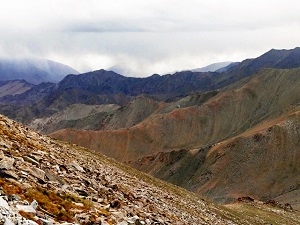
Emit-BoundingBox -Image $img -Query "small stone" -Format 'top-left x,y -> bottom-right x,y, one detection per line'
117,222 -> 128,225
20,182 -> 32,190
3,218 -> 14,225
127,216 -> 139,224
100,220 -> 110,225
37,218 -> 53,225
0,151 -> 4,160
24,220 -> 39,225
0,197 -> 9,210
29,167 -> 45,180
23,156 -> 39,166
110,200 -> 121,209
8,194 -> 21,201
69,162 -> 85,172
16,204 -> 36,214
0,170 -> 19,180
30,200 -> 38,210
97,198 -> 104,203
74,202 -> 84,207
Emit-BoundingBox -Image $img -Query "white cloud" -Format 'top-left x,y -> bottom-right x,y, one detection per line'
0,0 -> 300,76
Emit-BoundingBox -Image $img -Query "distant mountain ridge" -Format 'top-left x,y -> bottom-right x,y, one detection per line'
2,47 -> 300,126
0,58 -> 79,84
191,61 -> 234,72
215,62 -> 240,73
215,47 -> 300,87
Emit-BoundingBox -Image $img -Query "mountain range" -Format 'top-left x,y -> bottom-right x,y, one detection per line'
1,47 -> 300,220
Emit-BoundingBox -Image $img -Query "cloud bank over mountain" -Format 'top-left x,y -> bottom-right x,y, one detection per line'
0,0 -> 300,76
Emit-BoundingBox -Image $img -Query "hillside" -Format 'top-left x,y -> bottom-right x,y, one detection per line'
52,68 -> 300,161
0,80 -> 34,98
29,91 -> 218,134
51,67 -> 300,208
3,115 -> 300,224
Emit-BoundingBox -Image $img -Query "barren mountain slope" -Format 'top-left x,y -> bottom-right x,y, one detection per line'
0,80 -> 34,98
51,68 -> 300,209
2,115 -> 300,224
52,68 -> 300,162
28,90 -> 218,135
31,96 -> 162,134
129,109 -> 300,206
30,103 -> 120,133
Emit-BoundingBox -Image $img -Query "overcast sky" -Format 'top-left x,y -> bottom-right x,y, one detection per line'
1,0 -> 300,76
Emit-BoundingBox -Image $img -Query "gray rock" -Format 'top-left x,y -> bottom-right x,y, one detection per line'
38,218 -> 53,225
127,216 -> 139,224
100,220 -> 110,225
23,156 -> 39,166
117,222 -> 128,225
23,220 -> 39,225
0,197 -> 9,210
4,218 -> 14,225
30,200 -> 38,210
69,162 -> 85,172
8,194 -> 21,201
0,170 -> 19,180
0,151 -> 4,160
29,167 -> 45,180
16,204 -> 36,214
0,157 -> 14,170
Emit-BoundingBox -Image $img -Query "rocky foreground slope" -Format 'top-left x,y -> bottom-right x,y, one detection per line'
0,114 -> 244,224
2,116 -> 300,224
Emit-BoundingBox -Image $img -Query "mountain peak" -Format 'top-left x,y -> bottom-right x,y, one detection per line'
0,58 -> 79,84
191,61 -> 233,72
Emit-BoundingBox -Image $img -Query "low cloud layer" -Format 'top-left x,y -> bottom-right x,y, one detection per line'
1,0 -> 300,76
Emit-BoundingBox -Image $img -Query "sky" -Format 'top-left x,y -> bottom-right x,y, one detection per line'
1,0 -> 300,77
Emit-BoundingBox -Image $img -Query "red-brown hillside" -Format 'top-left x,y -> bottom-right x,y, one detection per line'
52,68 -> 300,161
